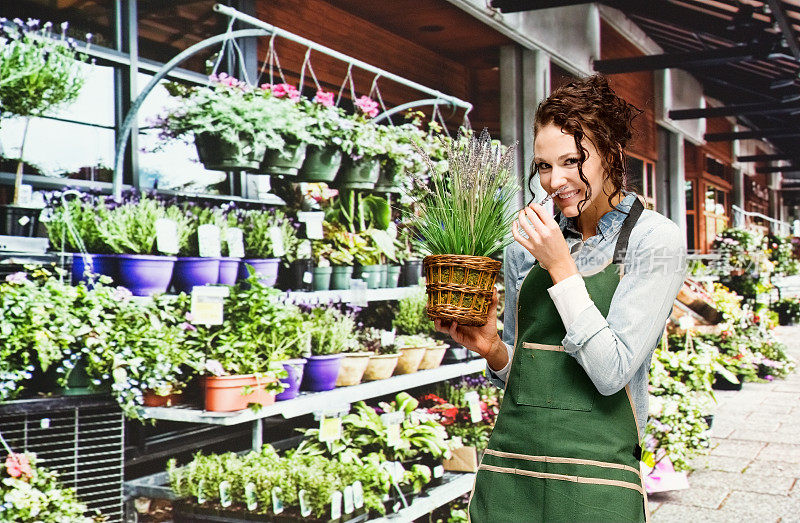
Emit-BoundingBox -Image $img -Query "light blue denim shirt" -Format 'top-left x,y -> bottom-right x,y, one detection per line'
488,193 -> 687,438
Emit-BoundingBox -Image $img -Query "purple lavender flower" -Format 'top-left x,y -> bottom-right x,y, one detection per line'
5,272 -> 28,284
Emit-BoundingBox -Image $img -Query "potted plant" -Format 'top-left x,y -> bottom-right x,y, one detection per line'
238,208 -> 286,286
336,99 -> 387,190
394,335 -> 438,375
375,118 -> 427,193
1,452 -> 93,522
0,19 -> 87,236
156,74 -> 285,172
396,226 -> 423,287
360,328 -> 400,381
276,215 -> 313,291
392,287 -> 436,336
96,194 -> 191,296
322,222 -> 361,290
310,242 -> 334,291
257,83 -> 318,176
297,90 -> 349,182
300,306 -> 357,391
44,192 -> 116,283
335,309 -> 372,387
406,130 -> 518,326
172,205 -> 226,292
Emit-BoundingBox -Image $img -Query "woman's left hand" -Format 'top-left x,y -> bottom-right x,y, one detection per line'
512,203 -> 578,283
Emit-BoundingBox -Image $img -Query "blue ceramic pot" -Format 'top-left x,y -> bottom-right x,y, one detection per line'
117,254 -> 176,296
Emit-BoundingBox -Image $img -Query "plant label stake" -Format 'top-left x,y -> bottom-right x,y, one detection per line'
269,226 -> 286,257
330,491 -> 343,520
245,482 -> 257,511
465,391 -> 482,423
219,480 -> 232,508
155,218 -> 179,255
318,416 -> 343,442
271,486 -> 284,514
191,286 -> 230,326
381,411 -> 403,447
352,481 -> 364,509
198,224 -> 222,258
433,464 -> 445,478
297,211 -> 324,239
196,479 -> 206,504
380,330 -> 396,347
225,227 -> 245,259
299,489 -> 312,517
351,278 -> 368,307
343,485 -> 354,514
16,184 -> 33,206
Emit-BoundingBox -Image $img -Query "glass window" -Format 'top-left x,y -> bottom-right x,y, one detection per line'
685,180 -> 694,211
686,214 -> 695,252
646,162 -> 655,199
626,156 -> 644,194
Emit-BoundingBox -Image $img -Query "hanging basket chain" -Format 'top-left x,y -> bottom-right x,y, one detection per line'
304,51 -> 323,91
210,18 -> 236,78
227,34 -> 252,86
432,103 -> 451,139
335,63 -> 355,107
298,47 -> 323,92
369,74 -> 393,126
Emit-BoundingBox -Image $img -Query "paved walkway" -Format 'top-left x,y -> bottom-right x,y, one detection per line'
651,326 -> 800,522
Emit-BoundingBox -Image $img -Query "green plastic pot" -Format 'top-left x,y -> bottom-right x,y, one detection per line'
337,155 -> 381,189
374,159 -> 403,193
194,132 -> 266,171
298,144 -> 343,182
356,264 -> 383,289
386,265 -> 402,288
379,264 -> 389,288
312,266 -> 333,291
330,265 -> 354,290
260,140 -> 308,176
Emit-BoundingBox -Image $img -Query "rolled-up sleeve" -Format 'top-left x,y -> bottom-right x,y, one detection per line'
486,245 -> 519,388
562,220 -> 687,396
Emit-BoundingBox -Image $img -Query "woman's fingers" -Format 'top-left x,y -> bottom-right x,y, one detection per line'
523,206 -> 546,231
512,220 -> 533,250
528,202 -> 559,230
516,210 -> 539,241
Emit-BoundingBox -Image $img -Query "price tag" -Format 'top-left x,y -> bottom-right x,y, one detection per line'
330,491 -> 342,520
271,486 -> 284,514
465,390 -> 482,423
225,227 -> 245,259
381,330 -> 396,347
433,464 -> 444,479
381,411 -> 403,447
155,218 -> 179,254
351,278 -> 368,307
269,226 -> 286,257
245,482 -> 257,511
302,271 -> 313,284
319,416 -> 343,443
297,211 -> 324,239
352,481 -> 364,509
219,480 -> 232,508
198,224 -> 221,258
299,489 -> 312,517
190,286 -> 229,325
17,184 -> 33,206
343,485 -> 354,514
196,479 -> 206,504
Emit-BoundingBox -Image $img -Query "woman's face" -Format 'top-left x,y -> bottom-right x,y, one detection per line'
533,122 -> 609,218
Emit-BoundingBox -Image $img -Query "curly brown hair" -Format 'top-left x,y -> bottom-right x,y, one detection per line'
532,74 -> 641,215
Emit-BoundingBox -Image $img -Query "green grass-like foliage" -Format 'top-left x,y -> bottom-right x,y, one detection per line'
407,129 -> 518,257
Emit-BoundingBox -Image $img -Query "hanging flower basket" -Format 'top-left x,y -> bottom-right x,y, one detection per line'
373,159 -> 403,193
298,144 -> 344,182
260,140 -> 308,176
194,132 -> 266,172
336,155 -> 381,189
423,255 -> 501,327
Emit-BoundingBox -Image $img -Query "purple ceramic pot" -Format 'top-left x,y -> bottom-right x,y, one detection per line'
93,254 -> 119,282
117,254 -> 177,296
172,257 -> 221,293
276,358 -> 307,401
238,258 -> 280,286
71,253 -> 118,284
300,354 -> 343,392
218,257 -> 241,286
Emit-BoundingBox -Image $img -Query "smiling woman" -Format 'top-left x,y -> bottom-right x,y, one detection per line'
436,75 -> 687,523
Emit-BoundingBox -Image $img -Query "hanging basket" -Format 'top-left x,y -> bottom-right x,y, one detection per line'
423,255 -> 500,327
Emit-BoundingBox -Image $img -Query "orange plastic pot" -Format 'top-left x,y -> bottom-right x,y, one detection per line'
142,390 -> 183,407
203,374 -> 276,412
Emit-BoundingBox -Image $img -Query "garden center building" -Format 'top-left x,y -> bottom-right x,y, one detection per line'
2,1 -> 800,522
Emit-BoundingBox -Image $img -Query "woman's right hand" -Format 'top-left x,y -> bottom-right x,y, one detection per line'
433,288 -> 508,371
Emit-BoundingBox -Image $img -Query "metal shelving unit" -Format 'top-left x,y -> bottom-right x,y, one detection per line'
373,473 -> 474,523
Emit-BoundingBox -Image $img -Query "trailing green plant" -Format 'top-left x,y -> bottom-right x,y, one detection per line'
393,287 -> 435,335
404,129 -> 518,257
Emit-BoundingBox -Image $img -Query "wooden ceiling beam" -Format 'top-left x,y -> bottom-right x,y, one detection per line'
489,0 -> 591,13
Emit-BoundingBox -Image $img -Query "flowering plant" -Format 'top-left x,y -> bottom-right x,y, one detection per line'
764,234 -> 800,276
1,452 -> 92,522
303,305 -> 358,355
43,192 -> 111,254
257,83 -> 318,145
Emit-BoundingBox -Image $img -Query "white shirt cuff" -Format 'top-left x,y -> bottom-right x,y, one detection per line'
488,341 -> 514,381
547,273 -> 594,330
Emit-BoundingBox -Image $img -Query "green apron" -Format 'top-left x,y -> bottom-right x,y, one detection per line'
469,199 -> 649,523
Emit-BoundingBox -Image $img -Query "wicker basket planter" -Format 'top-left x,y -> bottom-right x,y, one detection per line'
423,254 -> 501,327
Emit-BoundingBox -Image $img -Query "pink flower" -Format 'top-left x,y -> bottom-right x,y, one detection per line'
354,96 -> 379,118
313,90 -> 335,107
5,272 -> 27,284
210,73 -> 246,89
5,454 -> 32,480
179,322 -> 197,332
266,83 -> 300,101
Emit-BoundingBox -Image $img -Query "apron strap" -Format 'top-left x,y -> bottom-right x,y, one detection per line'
612,197 -> 645,265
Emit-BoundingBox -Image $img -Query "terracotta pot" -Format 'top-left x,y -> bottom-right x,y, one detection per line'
363,353 -> 400,381
142,390 -> 183,407
335,352 -> 372,387
203,374 -> 276,412
394,346 -> 428,375
418,345 -> 448,370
